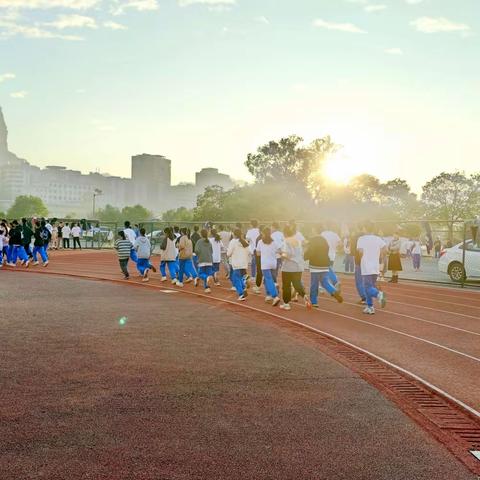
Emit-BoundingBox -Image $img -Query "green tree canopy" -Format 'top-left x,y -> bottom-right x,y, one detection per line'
97,204 -> 123,223
121,204 -> 153,222
162,207 -> 194,223
7,195 -> 48,219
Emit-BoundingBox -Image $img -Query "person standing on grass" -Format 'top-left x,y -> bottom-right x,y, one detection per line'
160,227 -> 178,284
305,224 -> 343,307
227,228 -> 250,301
256,227 -> 281,307
357,222 -> 387,315
387,233 -> 403,283
209,228 -> 222,286
134,228 -> 156,282
32,220 -> 49,267
280,225 -> 311,311
195,229 -> 214,294
115,231 -> 132,280
71,223 -> 82,250
61,223 -> 71,249
246,219 -> 260,279
412,238 -> 422,272
177,228 -> 198,287
123,221 -> 138,263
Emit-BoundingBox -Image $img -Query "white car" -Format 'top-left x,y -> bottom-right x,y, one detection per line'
438,240 -> 480,282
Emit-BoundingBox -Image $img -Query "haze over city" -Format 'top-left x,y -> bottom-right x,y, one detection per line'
1,0 -> 479,191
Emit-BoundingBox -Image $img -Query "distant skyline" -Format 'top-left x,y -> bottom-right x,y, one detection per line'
0,0 -> 479,192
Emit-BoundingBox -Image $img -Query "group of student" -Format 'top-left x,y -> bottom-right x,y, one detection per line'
0,217 -> 52,268
115,219 -> 388,315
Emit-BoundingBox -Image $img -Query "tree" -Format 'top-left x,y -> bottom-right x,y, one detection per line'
422,172 -> 480,241
193,186 -> 228,221
7,195 -> 48,219
97,204 -> 123,223
162,207 -> 194,222
121,204 -> 153,222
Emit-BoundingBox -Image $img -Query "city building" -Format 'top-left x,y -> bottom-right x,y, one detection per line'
0,107 -> 234,217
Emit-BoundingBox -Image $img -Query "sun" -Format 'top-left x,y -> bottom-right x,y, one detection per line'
322,152 -> 364,185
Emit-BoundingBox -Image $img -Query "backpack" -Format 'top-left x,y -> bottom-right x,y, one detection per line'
40,227 -> 51,242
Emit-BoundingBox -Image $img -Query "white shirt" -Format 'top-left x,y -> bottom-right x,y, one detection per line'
412,241 -> 422,255
62,226 -> 71,237
209,238 -> 222,263
321,231 -> 341,261
271,230 -> 285,258
71,226 -> 81,237
246,227 -> 260,254
124,228 -> 136,244
357,234 -> 386,276
294,231 -> 305,245
219,231 -> 232,252
257,240 -> 279,270
227,238 -> 250,270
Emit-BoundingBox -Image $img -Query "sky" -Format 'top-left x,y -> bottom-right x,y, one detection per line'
0,0 -> 479,192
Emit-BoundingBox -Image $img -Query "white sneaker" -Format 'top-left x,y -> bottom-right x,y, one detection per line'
363,306 -> 375,315
185,277 -> 192,284
238,294 -> 247,302
205,288 -> 211,294
43,261 -> 49,267
253,286 -> 261,294
161,277 -> 167,282
378,291 -> 386,308
7,262 -> 15,267
176,282 -> 184,287
272,297 -> 281,307
171,279 -> 177,285
230,286 -> 237,291
142,277 -> 150,283
32,261 -> 39,266
24,261 -> 30,268
280,303 -> 291,311
265,296 -> 273,303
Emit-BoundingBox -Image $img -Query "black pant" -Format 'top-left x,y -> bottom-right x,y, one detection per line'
63,238 -> 70,249
73,237 -> 81,249
255,255 -> 263,287
119,258 -> 129,278
281,271 -> 305,304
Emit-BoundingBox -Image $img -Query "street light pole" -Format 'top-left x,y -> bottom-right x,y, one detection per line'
92,189 -> 102,218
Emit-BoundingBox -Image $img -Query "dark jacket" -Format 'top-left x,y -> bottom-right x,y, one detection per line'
9,225 -> 22,246
33,227 -> 44,247
304,235 -> 330,269
22,224 -> 33,245
194,238 -> 213,264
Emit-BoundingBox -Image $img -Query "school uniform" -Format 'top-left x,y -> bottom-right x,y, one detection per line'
134,236 -> 153,276
257,240 -> 280,299
32,227 -> 49,264
227,238 -> 250,296
160,237 -> 178,279
194,238 -> 214,289
177,235 -> 198,283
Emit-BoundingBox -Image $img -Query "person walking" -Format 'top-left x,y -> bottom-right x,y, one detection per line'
191,225 -> 201,272
71,223 -> 82,250
134,228 -> 155,282
321,223 -> 341,289
209,229 -> 222,286
32,220 -> 49,267
227,228 -> 250,301
256,227 -> 281,306
123,221 -> 138,263
21,218 -> 34,259
357,222 -> 387,315
61,223 -> 71,249
387,233 -> 403,283
218,225 -> 232,278
271,222 -> 285,282
177,228 -> 198,287
305,224 -> 343,307
280,225 -> 311,311
246,219 -> 260,279
194,229 -> 214,293
160,227 -> 178,284
115,231 -> 132,280
7,220 -> 29,267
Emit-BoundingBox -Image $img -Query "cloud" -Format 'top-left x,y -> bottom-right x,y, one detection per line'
411,17 -> 471,34
313,18 -> 366,34
10,90 -> 28,98
384,47 -> 403,55
254,15 -> 269,25
0,18 -> 83,39
178,0 -> 236,7
44,14 -> 97,29
0,0 -> 99,9
364,4 -> 386,12
0,72 -> 15,82
111,0 -> 158,15
103,20 -> 127,29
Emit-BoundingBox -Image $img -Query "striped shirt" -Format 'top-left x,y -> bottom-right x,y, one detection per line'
115,239 -> 132,259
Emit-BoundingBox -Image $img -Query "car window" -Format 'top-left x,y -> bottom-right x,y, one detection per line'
463,241 -> 480,252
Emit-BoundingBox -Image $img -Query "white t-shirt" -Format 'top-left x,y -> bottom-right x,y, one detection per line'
62,226 -> 71,237
257,240 -> 279,270
219,231 -> 232,252
246,227 -> 260,254
124,228 -> 136,244
71,226 -> 81,237
209,238 -> 222,263
412,241 -> 422,255
321,231 -> 341,261
357,234 -> 386,276
271,230 -> 285,258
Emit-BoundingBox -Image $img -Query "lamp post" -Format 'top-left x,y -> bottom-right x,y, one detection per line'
92,189 -> 102,218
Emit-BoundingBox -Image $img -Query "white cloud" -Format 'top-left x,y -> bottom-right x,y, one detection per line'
254,16 -> 269,25
384,47 -> 403,55
45,14 -> 97,29
0,0 -> 98,9
411,17 -> 471,34
313,18 -> 366,34
103,20 -> 127,29
10,90 -> 27,98
178,0 -> 236,7
0,18 -> 83,39
112,0 -> 158,15
364,4 -> 386,12
0,72 -> 15,82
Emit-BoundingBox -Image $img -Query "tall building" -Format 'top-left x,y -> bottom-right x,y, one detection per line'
0,107 -> 234,217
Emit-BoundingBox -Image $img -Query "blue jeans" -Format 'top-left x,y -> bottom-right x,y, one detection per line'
178,258 -> 198,282
363,274 -> 379,307
137,258 -> 153,275
160,260 -> 177,279
262,269 -> 278,298
344,255 -> 354,273
10,245 -> 28,263
355,264 -> 366,301
32,246 -> 48,263
130,248 -> 138,263
232,268 -> 247,295
328,262 -> 338,285
199,265 -> 213,289
310,271 -> 336,305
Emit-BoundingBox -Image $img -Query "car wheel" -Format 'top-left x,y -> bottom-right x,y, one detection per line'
448,262 -> 466,283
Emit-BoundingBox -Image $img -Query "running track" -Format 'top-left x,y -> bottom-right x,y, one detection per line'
5,249 -> 479,416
